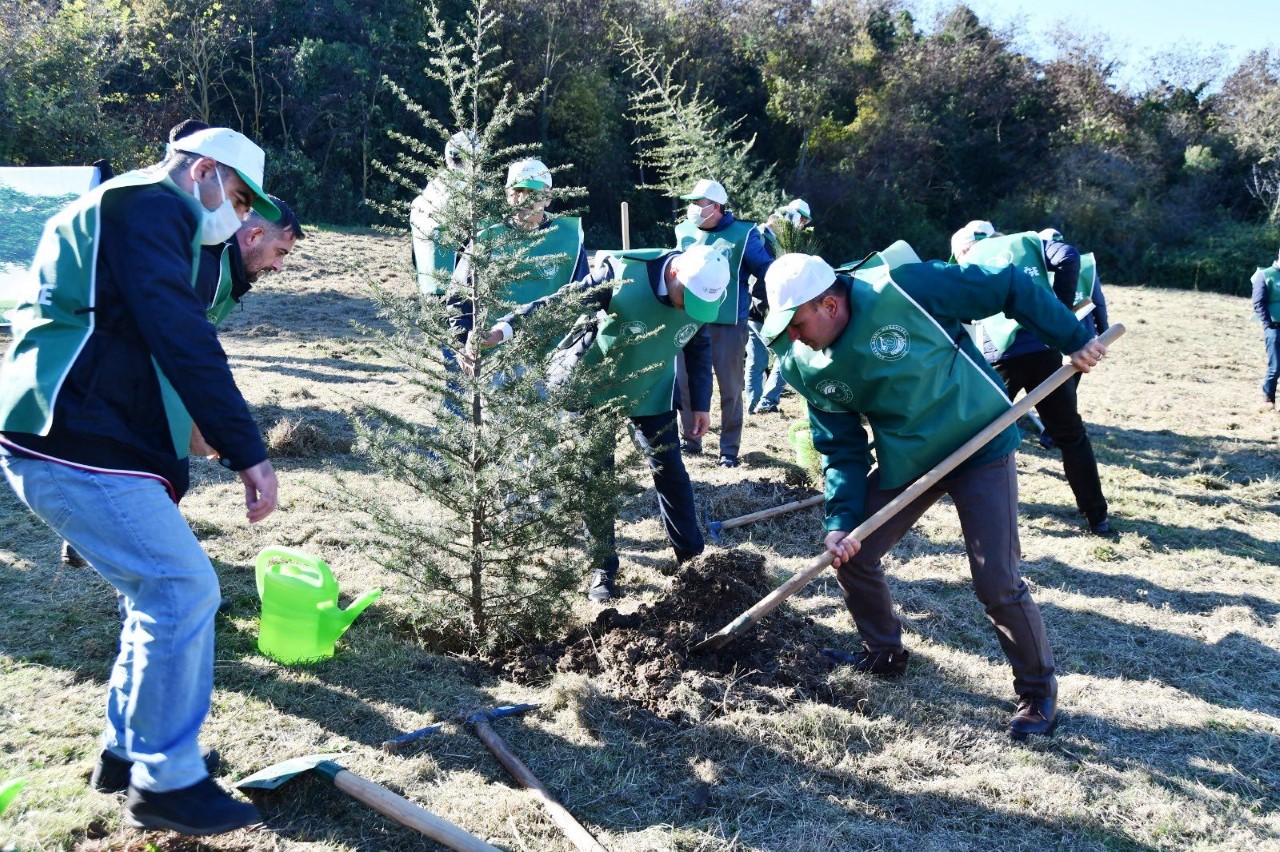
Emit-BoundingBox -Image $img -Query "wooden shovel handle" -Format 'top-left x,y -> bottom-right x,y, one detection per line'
331,768 -> 500,852
696,323 -> 1125,651
719,493 -> 825,531
471,719 -> 607,852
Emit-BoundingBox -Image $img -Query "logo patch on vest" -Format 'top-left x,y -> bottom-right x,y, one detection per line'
622,320 -> 648,335
674,324 -> 698,346
870,325 -> 910,361
817,379 -> 853,404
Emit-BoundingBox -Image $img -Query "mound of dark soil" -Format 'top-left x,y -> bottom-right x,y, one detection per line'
499,549 -> 863,722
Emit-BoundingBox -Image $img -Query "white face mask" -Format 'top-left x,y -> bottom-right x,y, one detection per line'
192,168 -> 244,245
686,203 -> 711,227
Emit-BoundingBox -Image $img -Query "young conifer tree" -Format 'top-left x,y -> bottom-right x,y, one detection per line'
358,0 -> 634,652
617,25 -> 783,222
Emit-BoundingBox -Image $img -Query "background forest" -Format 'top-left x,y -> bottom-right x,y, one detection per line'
2,0 -> 1278,292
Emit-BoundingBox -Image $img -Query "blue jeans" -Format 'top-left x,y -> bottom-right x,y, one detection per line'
1264,326 -> 1280,402
745,319 -> 787,412
1,454 -> 219,792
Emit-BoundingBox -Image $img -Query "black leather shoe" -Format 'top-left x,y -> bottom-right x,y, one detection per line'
61,541 -> 88,568
680,441 -> 702,456
718,455 -> 740,468
92,748 -> 221,794
124,776 -> 259,835
1009,694 -> 1059,740
1088,515 -> 1114,536
587,569 -> 616,602
821,645 -> 909,677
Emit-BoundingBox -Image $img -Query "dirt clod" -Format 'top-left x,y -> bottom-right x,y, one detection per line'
499,549 -> 862,721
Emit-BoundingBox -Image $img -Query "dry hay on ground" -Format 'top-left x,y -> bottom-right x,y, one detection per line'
498,548 -> 863,722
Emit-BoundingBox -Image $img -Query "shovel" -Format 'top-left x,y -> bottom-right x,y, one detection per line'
237,754 -> 499,852
691,323 -> 1124,654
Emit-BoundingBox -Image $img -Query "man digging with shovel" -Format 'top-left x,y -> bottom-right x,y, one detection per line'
759,251 -> 1106,739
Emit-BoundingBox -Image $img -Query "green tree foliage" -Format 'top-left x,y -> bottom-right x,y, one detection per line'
355,0 -> 635,652
1,0 -> 1275,290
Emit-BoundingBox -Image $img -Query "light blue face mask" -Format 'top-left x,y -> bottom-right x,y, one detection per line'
192,167 -> 244,245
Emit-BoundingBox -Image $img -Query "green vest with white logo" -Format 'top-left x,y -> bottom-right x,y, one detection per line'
585,251 -> 702,417
774,250 -> 1012,490
485,216 -> 583,306
674,217 -> 752,325
1078,252 -> 1098,307
962,232 -> 1050,355
0,170 -> 201,456
205,248 -> 238,325
1258,267 -> 1280,323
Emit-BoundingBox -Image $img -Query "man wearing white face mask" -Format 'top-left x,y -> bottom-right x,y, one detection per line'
0,127 -> 280,835
672,178 -> 773,467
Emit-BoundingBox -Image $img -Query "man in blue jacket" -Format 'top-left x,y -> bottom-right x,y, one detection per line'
761,250 -> 1105,740
1251,248 -> 1280,412
672,179 -> 773,467
954,224 -> 1112,535
0,127 -> 279,835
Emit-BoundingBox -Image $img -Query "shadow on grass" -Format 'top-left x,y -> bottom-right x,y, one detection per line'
228,350 -> 402,386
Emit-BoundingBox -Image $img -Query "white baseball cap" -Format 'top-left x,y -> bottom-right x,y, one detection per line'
785,198 -> 812,221
1038,227 -> 1063,243
672,245 -> 730,323
949,219 -> 995,260
506,158 -> 552,191
170,127 -> 279,221
760,253 -> 837,344
445,130 -> 482,167
680,178 -> 728,206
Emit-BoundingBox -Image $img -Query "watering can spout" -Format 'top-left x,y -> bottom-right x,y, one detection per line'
317,589 -> 383,647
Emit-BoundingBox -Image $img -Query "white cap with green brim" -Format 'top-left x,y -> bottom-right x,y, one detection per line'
1038,227 -> 1063,243
679,178 -> 728,205
760,253 -> 837,345
506,158 -> 552,191
786,198 -> 812,221
170,127 -> 280,222
949,219 -> 995,261
673,245 -> 730,323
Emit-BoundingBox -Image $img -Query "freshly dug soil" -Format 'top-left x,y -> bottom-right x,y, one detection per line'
499,549 -> 863,722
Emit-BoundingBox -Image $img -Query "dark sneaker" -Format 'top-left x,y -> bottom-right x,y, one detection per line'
93,748 -> 222,795
1009,694 -> 1058,740
680,441 -> 702,456
821,645 -> 909,677
718,455 -> 739,468
124,776 -> 259,835
754,401 -> 779,414
587,569 -> 616,603
61,541 -> 88,568
1087,515 -> 1114,536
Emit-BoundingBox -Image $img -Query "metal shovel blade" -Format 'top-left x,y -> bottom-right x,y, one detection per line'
236,754 -> 344,790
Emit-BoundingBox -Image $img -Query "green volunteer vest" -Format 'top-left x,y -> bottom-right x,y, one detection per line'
412,177 -> 456,297
0,170 -> 202,457
674,217 -> 753,325
962,231 -> 1051,355
774,247 -> 1012,490
1078,252 -> 1098,308
1258,267 -> 1280,324
485,216 -> 583,306
584,250 -> 702,417
205,248 -> 238,325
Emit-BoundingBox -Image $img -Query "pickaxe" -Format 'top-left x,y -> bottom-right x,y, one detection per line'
691,323 -> 1125,654
707,494 -> 823,544
383,704 -> 607,852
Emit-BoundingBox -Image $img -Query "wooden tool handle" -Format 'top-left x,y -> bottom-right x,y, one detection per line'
471,719 -> 607,852
695,323 -> 1126,651
620,202 -> 630,251
721,494 -> 824,531
332,769 -> 500,852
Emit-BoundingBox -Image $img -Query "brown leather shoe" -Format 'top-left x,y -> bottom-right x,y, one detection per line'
1009,694 -> 1058,740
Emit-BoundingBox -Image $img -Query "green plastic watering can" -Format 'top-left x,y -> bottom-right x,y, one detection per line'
254,547 -> 381,664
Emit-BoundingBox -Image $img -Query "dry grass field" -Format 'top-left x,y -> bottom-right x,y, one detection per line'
2,228 -> 1279,851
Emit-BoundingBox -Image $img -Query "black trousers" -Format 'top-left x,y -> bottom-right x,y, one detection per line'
995,349 -> 1108,524
587,409 -> 704,574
